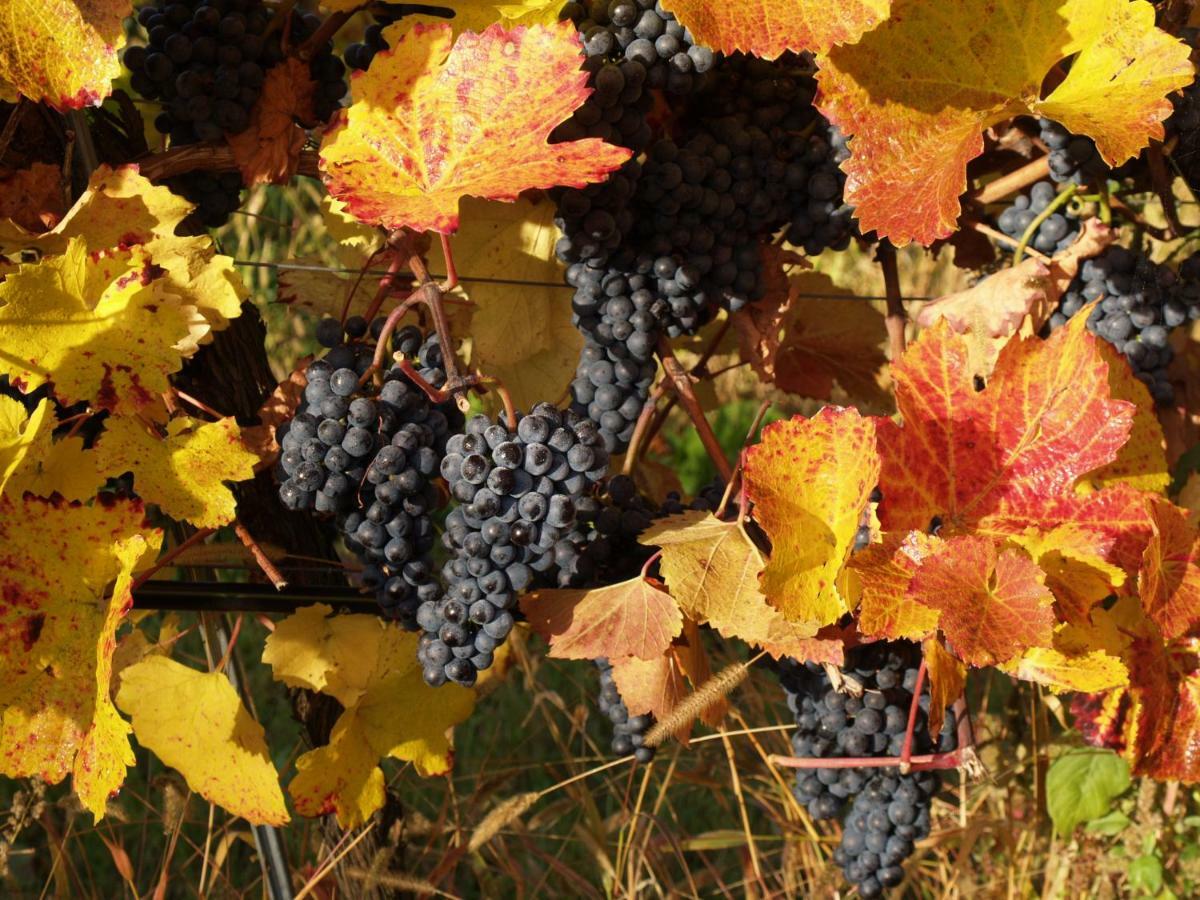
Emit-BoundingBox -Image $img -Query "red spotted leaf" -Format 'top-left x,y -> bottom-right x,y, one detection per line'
908,536 -> 1055,667
744,407 -> 879,626
520,577 -> 683,661
848,530 -> 941,641
319,22 -> 631,233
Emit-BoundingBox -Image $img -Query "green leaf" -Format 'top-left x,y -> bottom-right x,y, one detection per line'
1128,854 -> 1164,895
1085,810 -> 1132,836
1046,747 -> 1131,836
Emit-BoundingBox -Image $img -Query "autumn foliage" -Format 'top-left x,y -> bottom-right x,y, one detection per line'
0,0 -> 1199,894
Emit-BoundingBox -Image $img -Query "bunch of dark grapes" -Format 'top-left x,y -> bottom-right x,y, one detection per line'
419,406 -> 610,687
595,657 -> 656,762
125,0 -> 346,229
1047,246 -> 1199,404
779,644 -> 957,898
552,46 -> 857,452
1038,119 -> 1110,186
276,317 -> 450,628
1167,73 -> 1200,190
994,180 -> 1081,256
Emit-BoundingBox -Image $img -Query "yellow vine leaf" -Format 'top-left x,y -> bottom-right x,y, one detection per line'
90,417 -> 260,530
0,496 -> 160,819
0,240 -> 195,411
923,638 -> 964,740
0,165 -> 246,335
661,0 -> 890,59
1001,641 -> 1128,693
116,657 -> 289,826
817,0 -> 1195,244
743,407 -> 879,627
0,398 -> 95,501
264,605 -> 475,827
1008,524 -> 1126,625
319,22 -> 631,233
642,511 -> 844,663
431,197 -> 582,416
0,0 -> 128,110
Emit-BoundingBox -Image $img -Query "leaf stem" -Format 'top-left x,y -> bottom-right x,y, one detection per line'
656,339 -> 733,484
876,242 -> 906,359
1012,183 -> 1076,265
130,527 -> 217,592
235,522 -> 288,589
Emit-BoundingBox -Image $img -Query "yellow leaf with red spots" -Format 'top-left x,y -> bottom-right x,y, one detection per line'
661,0 -> 889,59
0,0 -> 128,110
0,239 -> 196,412
319,22 -> 631,234
642,511 -> 844,663
847,530 -> 941,642
0,165 -> 247,334
0,496 -> 160,819
817,0 -> 1194,244
744,407 -> 879,627
908,536 -> 1055,667
90,417 -> 259,530
1002,629 -> 1128,693
0,398 -> 96,502
264,605 -> 475,827
116,657 -> 288,826
520,576 -> 683,661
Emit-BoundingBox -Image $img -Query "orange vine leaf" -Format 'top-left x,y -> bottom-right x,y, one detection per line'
319,22 -> 632,233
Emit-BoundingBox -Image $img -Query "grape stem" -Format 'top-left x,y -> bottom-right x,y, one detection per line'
1012,183 -> 1076,265
438,232 -> 459,293
235,522 -> 288,589
1146,143 -> 1185,239
960,217 -> 1052,263
339,245 -> 386,324
138,144 -> 320,181
360,249 -> 410,323
898,658 -> 927,773
473,376 -> 519,431
171,387 -> 225,420
656,339 -> 734,483
973,155 -> 1052,206
130,527 -> 218,592
876,242 -> 907,359
621,380 -> 668,475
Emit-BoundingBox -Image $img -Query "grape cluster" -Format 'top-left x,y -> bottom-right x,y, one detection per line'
1038,119 -> 1109,186
995,180 -> 1081,256
562,0 -> 715,98
779,644 -> 956,897
1167,68 -> 1200,190
1048,246 -> 1200,404
276,317 -> 450,627
420,406 -> 610,686
553,48 -> 856,452
595,657 -> 656,762
126,0 -> 346,229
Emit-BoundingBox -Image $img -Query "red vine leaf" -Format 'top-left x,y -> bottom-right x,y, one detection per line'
319,22 -> 632,233
847,530 -> 940,642
908,536 -> 1056,667
877,315 -> 1144,566
520,577 -> 683,661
